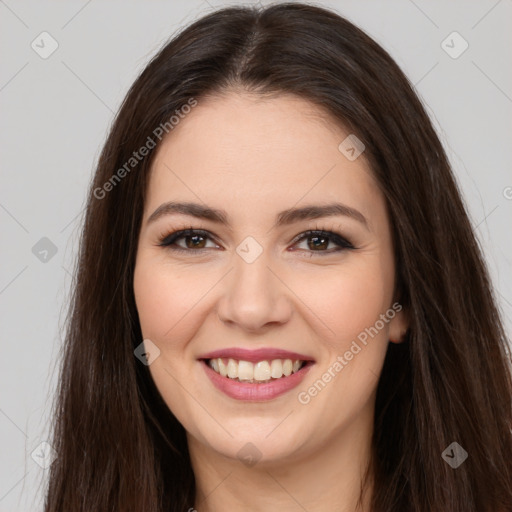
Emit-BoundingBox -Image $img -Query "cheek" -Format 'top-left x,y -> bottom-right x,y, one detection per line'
294,272 -> 392,425
133,256 -> 209,348
299,258 -> 394,349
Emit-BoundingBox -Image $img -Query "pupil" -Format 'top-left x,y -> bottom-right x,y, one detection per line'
187,235 -> 205,248
309,235 -> 327,250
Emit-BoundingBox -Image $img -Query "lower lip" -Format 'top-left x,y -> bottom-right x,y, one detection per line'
201,360 -> 314,401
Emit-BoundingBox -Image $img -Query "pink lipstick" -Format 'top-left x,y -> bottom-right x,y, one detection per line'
198,347 -> 315,401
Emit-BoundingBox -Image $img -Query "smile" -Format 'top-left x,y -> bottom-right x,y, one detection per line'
207,357 -> 306,383
198,348 -> 315,401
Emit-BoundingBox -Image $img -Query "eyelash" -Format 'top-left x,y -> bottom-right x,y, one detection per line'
157,226 -> 355,256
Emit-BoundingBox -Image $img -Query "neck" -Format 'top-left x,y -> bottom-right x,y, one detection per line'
187,401 -> 375,512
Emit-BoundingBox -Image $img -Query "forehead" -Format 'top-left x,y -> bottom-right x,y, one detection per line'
145,92 -> 380,223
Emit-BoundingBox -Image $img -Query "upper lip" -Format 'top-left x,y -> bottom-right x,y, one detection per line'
199,347 -> 315,363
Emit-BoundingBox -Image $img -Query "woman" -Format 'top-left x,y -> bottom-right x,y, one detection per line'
44,3 -> 512,511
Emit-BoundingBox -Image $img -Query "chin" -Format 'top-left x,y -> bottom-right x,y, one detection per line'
188,416 -> 311,467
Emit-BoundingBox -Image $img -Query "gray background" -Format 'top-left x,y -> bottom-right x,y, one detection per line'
1,0 -> 511,509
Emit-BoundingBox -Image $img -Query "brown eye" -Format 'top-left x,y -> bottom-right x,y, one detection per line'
158,228 -> 354,256
292,230 -> 354,254
159,229 -> 219,253
183,234 -> 207,249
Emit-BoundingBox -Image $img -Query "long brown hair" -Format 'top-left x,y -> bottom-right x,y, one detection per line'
44,3 -> 512,511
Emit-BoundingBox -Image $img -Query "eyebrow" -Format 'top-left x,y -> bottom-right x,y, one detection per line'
146,201 -> 369,230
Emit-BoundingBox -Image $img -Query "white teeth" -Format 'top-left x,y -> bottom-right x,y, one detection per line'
238,360 -> 254,381
208,358 -> 305,382
254,361 -> 271,381
270,359 -> 283,378
218,358 -> 228,377
227,359 -> 238,379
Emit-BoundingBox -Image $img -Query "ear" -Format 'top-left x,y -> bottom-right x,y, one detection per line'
388,303 -> 409,344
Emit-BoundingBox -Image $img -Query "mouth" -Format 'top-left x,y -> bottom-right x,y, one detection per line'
202,357 -> 312,383
198,349 -> 315,401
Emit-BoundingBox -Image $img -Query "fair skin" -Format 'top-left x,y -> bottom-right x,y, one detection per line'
133,91 -> 408,512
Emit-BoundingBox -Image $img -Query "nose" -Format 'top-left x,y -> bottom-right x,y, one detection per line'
216,248 -> 293,333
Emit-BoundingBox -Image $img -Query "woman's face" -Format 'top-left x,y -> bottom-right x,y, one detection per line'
133,92 -> 407,465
